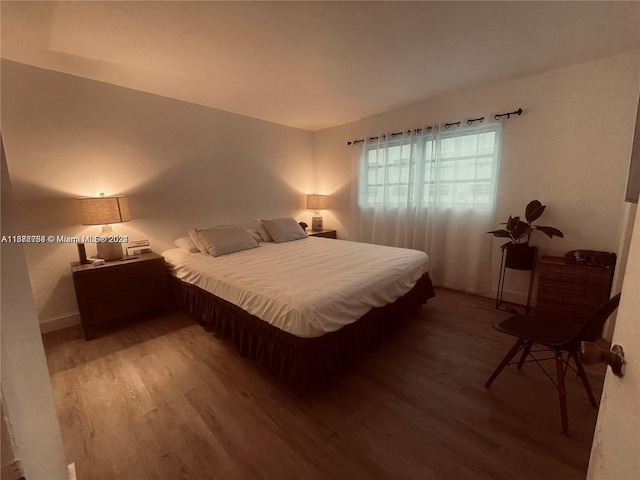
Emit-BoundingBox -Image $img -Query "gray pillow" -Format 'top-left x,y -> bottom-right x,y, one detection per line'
262,217 -> 308,243
196,225 -> 260,256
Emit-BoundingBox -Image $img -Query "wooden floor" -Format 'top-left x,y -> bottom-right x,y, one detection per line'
43,289 -> 605,480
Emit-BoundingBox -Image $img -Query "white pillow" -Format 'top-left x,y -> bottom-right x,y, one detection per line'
188,228 -> 208,254
263,217 -> 308,243
174,236 -> 199,253
253,218 -> 273,242
196,225 -> 260,257
246,228 -> 263,242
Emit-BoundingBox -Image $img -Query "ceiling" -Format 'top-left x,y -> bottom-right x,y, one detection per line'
2,1 -> 639,131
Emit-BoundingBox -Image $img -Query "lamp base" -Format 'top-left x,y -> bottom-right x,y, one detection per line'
311,215 -> 323,231
96,225 -> 123,261
97,242 -> 123,261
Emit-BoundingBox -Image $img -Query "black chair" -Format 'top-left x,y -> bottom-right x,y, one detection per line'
484,293 -> 621,435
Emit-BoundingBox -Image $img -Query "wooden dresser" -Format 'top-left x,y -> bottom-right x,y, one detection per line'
71,252 -> 168,339
535,255 -> 615,324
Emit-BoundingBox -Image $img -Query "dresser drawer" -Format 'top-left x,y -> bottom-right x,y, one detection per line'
72,253 -> 168,339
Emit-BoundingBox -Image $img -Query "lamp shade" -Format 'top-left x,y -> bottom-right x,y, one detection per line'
306,194 -> 327,210
79,196 -> 131,225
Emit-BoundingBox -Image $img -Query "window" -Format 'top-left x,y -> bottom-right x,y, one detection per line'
361,124 -> 501,208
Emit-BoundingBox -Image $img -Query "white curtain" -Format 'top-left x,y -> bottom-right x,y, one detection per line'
353,122 -> 501,294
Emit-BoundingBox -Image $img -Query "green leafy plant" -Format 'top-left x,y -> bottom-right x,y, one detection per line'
488,200 -> 564,250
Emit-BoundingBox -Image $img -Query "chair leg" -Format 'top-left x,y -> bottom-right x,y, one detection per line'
555,351 -> 569,436
517,341 -> 533,370
572,352 -> 598,407
485,338 -> 525,388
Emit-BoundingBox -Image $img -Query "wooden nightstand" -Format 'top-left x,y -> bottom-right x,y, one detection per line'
71,252 -> 168,340
307,229 -> 337,239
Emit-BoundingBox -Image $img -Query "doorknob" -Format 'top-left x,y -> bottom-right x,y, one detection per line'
579,342 -> 625,377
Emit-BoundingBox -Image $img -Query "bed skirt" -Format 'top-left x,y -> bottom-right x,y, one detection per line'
170,273 -> 435,389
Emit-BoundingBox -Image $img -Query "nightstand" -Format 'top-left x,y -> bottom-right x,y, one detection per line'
71,252 -> 169,340
307,229 -> 337,239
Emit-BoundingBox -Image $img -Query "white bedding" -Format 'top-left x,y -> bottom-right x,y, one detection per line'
162,237 -> 429,338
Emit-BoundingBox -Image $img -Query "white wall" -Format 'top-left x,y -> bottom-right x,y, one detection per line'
1,137 -> 68,479
1,60 -> 315,330
314,52 -> 640,301
312,120 -> 361,236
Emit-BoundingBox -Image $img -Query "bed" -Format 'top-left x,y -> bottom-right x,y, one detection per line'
163,226 -> 435,388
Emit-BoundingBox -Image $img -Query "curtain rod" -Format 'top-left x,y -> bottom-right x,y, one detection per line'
346,107 -> 523,145
347,126 -> 434,146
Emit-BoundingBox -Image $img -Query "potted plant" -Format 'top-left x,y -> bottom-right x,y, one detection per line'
488,200 -> 564,270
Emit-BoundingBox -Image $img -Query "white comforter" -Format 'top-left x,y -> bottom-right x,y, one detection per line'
162,237 -> 429,338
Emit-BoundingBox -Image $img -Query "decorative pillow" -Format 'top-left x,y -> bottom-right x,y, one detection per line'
263,217 -> 308,243
196,225 -> 260,257
253,218 -> 274,242
188,228 -> 209,254
174,236 -> 199,253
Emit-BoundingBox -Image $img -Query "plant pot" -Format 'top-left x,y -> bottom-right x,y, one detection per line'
504,244 -> 537,271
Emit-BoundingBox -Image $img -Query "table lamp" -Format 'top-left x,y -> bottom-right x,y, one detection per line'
306,194 -> 327,231
78,194 -> 131,261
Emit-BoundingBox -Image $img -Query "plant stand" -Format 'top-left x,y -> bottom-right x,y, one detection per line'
495,246 -> 538,314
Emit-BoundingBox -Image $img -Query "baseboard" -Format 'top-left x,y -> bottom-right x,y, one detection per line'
487,288 -> 536,310
437,287 -> 534,309
39,314 -> 81,335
